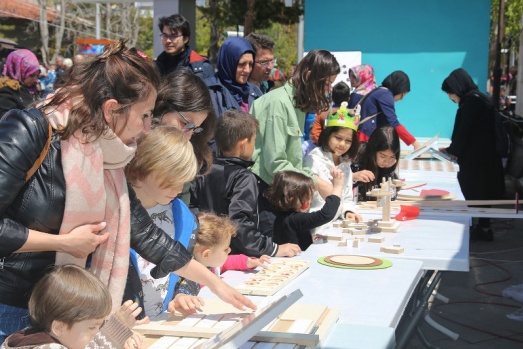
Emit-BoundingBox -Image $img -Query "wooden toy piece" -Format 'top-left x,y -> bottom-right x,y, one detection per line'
368,236 -> 385,243
142,303 -> 339,349
333,222 -> 341,228
141,290 -> 306,349
369,219 -> 401,233
380,245 -> 404,254
349,228 -> 367,236
352,239 -> 359,248
134,300 -> 249,338
340,220 -> 352,228
235,260 -> 309,296
338,239 -> 347,247
347,221 -> 369,229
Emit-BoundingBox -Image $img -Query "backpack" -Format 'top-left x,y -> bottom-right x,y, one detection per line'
474,93 -> 511,158
495,110 -> 511,158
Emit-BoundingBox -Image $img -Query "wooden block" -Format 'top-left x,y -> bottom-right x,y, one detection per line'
370,220 -> 401,233
380,245 -> 404,254
235,260 -> 309,296
146,336 -> 179,349
332,222 -> 341,228
350,229 -> 367,235
252,305 -> 339,347
338,240 -> 347,247
352,239 -> 359,248
367,236 -> 385,243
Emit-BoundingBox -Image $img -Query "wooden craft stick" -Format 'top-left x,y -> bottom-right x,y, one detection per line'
147,336 -> 180,349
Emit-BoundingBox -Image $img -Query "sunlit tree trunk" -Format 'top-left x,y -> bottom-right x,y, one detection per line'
244,0 -> 254,36
106,3 -> 111,40
208,0 -> 219,67
38,0 -> 49,65
52,0 -> 66,63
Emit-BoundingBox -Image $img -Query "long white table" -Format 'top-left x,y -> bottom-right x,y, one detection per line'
318,215 -> 470,272
197,168 -> 470,348
199,254 -> 423,349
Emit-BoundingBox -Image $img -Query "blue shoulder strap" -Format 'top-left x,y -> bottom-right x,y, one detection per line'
163,198 -> 198,311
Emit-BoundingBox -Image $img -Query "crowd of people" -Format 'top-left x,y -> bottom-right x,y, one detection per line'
0,11 -> 508,349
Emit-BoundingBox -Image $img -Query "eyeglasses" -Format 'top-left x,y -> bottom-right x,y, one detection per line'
255,59 -> 275,69
177,111 -> 203,134
160,33 -> 184,41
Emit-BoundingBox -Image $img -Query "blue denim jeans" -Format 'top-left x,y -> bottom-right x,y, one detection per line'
0,303 -> 30,345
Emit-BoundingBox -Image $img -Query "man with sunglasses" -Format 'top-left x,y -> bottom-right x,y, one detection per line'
245,33 -> 275,94
155,14 -> 214,79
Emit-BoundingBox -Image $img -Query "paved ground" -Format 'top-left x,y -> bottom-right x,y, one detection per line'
401,217 -> 523,349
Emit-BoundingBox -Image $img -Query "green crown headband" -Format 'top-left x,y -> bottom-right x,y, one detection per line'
325,102 -> 358,131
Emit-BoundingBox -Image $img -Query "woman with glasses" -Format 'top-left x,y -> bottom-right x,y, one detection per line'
348,70 -> 421,150
152,68 -> 216,201
153,68 -> 216,177
205,37 -> 263,119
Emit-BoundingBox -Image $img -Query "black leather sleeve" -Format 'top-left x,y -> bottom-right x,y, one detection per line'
128,185 -> 192,279
0,109 -> 48,255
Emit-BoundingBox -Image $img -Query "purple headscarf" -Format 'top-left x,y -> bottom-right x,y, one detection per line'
2,49 -> 40,83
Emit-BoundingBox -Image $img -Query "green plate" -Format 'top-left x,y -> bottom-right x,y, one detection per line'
318,256 -> 393,270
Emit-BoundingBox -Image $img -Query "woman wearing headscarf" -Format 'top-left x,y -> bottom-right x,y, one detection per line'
349,64 -> 378,97
0,49 -> 40,117
439,68 -> 505,241
348,70 -> 420,149
205,37 -> 262,118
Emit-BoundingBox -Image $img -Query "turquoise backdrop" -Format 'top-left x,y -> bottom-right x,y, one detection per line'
304,0 -> 491,138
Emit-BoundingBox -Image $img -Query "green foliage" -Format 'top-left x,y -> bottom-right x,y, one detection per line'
195,7 -> 211,56
195,0 -> 301,72
137,15 -> 154,59
198,0 -> 302,31
490,0 -> 522,45
489,0 -> 522,73
258,23 -> 298,77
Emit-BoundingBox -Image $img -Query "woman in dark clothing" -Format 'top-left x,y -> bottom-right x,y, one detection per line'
205,37 -> 262,118
440,68 -> 505,241
348,70 -> 420,150
0,49 -> 40,117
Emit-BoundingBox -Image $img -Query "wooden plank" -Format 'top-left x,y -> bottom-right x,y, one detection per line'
235,260 -> 309,296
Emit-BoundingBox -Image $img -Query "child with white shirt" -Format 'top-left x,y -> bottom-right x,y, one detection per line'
304,102 -> 362,224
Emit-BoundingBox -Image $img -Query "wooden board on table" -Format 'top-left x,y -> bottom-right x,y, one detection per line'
396,192 -> 457,201
253,304 -> 340,347
141,290 -> 304,349
403,134 -> 439,160
235,260 -> 309,296
399,182 -> 427,190
142,303 -> 340,349
134,299 -> 251,338
140,291 -> 340,348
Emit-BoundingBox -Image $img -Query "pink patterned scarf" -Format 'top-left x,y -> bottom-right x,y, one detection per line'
46,101 -> 136,312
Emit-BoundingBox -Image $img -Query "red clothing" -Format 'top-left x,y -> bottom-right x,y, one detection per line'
217,254 -> 254,274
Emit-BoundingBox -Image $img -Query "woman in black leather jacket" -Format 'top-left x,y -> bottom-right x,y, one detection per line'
0,41 -> 254,344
